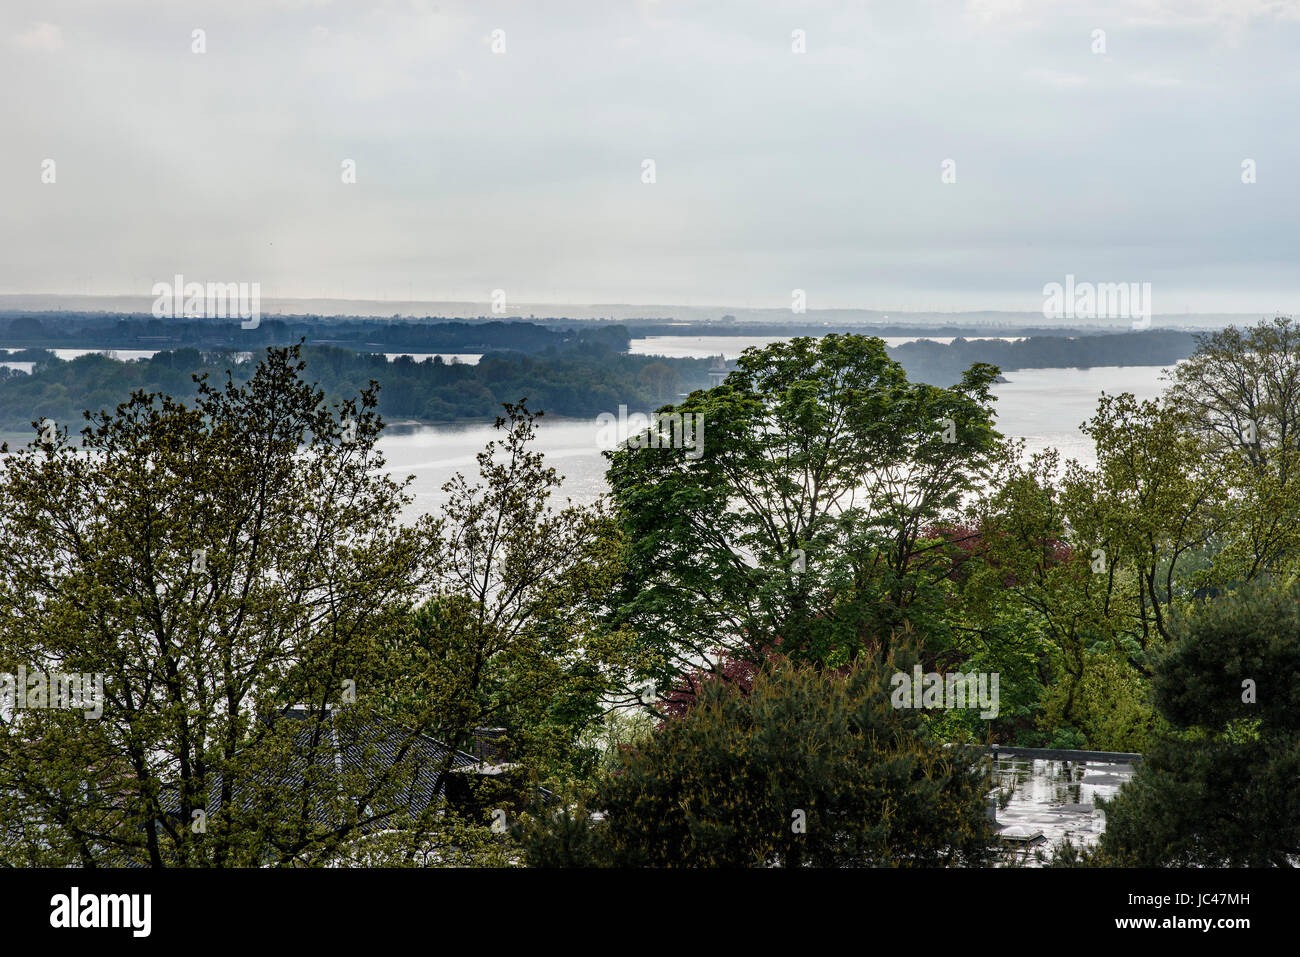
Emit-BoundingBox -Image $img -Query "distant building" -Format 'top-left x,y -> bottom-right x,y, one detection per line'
708,355 -> 728,388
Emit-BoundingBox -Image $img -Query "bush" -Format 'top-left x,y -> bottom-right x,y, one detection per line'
521,653 -> 999,867
1096,582 -> 1300,866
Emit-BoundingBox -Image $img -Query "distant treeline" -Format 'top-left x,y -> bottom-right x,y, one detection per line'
616,321 -> 1136,339
0,345 -> 708,433
0,314 -> 630,354
890,330 -> 1200,384
0,330 -> 1207,435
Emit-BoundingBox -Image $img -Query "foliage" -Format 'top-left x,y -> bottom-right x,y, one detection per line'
1038,650 -> 1162,753
605,333 -> 1003,694
380,401 -> 642,792
1095,581 -> 1300,866
0,346 -> 445,866
0,343 -> 714,432
520,654 -> 1000,867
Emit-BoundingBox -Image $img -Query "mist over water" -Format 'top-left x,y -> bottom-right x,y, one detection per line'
0,337 -> 1175,523
381,338 -> 1174,517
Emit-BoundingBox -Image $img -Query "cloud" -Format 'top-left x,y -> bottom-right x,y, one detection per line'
966,0 -> 1300,27
13,21 -> 62,51
1120,0 -> 1300,26
1025,68 -> 1089,88
1,0 -> 1298,311
965,0 -> 1030,25
1129,70 -> 1182,87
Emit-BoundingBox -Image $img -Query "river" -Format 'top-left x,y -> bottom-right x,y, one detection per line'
2,337 -> 1175,512
379,361 -> 1173,515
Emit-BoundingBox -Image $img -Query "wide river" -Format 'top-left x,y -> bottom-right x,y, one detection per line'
383,339 -> 1172,517
3,337 -> 1174,518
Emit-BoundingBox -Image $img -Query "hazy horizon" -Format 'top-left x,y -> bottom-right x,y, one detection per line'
4,0 -> 1300,315
0,291 -> 1274,329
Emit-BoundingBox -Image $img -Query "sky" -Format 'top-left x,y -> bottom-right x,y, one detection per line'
2,0 -> 1299,314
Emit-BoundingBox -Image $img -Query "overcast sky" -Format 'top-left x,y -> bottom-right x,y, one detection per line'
3,0 -> 1299,313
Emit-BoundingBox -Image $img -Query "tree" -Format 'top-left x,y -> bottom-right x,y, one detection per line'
1165,316 -> 1300,481
1094,582 -> 1300,866
378,401 -> 640,796
955,420 -> 1186,751
636,361 -> 681,404
0,346 -> 459,866
1064,392 -> 1222,650
1164,316 -> 1300,583
605,334 -> 1002,697
520,653 -> 999,867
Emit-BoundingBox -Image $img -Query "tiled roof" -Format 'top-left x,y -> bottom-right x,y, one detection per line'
157,707 -> 485,835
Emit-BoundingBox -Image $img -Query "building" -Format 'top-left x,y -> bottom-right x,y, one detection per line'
707,354 -> 728,388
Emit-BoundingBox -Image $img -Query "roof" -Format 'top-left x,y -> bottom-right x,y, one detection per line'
156,706 -> 487,836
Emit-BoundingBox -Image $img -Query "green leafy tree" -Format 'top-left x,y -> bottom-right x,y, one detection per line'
957,444 -> 1098,743
1165,316 -> 1300,480
1164,316 -> 1300,582
377,401 -> 641,796
605,334 -> 1002,694
1064,392 -> 1221,651
636,361 -> 681,404
1094,582 -> 1300,866
959,434 -> 1170,751
0,346 -> 462,866
521,653 -> 999,867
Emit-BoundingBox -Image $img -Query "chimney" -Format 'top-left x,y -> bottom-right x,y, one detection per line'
470,727 -> 509,763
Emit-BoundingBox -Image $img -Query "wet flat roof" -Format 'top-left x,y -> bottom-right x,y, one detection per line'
992,756 -> 1135,864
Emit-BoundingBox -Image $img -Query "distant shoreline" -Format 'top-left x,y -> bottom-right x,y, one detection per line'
0,293 -> 1262,331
